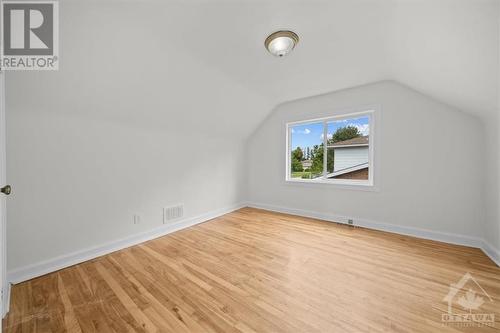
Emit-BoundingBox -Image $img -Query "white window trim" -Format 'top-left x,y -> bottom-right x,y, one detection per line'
285,109 -> 376,189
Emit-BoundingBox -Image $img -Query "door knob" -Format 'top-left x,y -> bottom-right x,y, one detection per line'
1,185 -> 11,195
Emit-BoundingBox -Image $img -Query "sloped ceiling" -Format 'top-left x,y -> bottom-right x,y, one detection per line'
6,0 -> 499,139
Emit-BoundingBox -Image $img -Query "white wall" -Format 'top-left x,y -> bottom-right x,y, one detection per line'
6,109 -> 245,271
482,8 -> 500,259
247,81 -> 485,239
482,9 -> 500,260
483,116 -> 500,260
4,0 -> 499,279
4,1 -> 263,274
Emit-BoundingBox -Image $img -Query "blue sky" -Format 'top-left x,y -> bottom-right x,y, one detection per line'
291,116 -> 369,150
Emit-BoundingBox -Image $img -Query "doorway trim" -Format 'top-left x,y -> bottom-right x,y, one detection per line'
0,71 -> 9,319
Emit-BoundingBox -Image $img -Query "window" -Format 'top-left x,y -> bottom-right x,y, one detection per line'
286,110 -> 374,186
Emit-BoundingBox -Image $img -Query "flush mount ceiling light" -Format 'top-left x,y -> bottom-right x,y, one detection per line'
265,30 -> 299,57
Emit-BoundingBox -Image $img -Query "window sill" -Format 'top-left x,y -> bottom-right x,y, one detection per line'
284,178 -> 379,192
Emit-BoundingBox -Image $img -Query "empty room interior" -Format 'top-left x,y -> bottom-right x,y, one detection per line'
1,0 -> 500,332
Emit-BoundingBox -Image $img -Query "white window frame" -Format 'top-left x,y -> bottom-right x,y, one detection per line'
285,109 -> 375,188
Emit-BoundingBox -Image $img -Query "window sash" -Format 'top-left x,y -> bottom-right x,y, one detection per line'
286,110 -> 374,186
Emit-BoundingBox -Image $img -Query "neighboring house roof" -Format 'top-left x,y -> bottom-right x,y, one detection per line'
326,162 -> 368,178
301,159 -> 312,166
329,136 -> 369,148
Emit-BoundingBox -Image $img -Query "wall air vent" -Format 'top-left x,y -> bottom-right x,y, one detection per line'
163,204 -> 183,223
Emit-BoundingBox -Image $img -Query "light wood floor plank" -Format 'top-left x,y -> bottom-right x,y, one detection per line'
3,207 -> 500,332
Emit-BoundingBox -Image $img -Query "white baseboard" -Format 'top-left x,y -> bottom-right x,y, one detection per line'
481,240 -> 500,267
7,203 -> 246,284
2,282 -> 10,318
7,201 -> 500,286
246,202 -> 500,267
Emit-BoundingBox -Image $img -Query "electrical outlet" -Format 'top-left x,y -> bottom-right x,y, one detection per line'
348,219 -> 354,226
133,214 -> 141,225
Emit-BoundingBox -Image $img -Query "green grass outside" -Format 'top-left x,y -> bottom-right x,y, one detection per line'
291,171 -> 322,179
291,171 -> 311,178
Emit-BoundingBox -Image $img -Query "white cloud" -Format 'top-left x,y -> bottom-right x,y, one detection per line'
349,123 -> 369,136
294,128 -> 311,134
320,133 -> 333,140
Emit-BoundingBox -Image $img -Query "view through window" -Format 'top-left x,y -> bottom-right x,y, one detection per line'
288,111 -> 373,185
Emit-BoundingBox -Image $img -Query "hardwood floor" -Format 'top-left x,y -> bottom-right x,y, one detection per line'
3,207 -> 500,332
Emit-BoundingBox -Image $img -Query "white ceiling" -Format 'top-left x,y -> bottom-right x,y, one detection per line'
171,0 -> 499,115
6,0 -> 499,139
